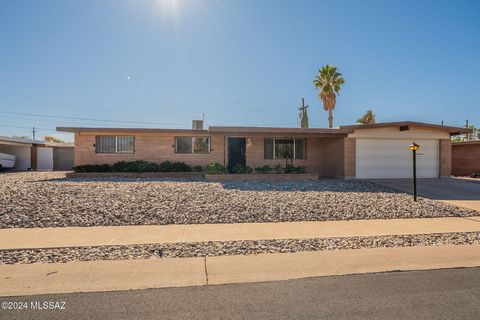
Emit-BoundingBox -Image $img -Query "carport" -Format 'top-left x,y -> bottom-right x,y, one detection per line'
0,137 -> 60,171
0,137 -> 37,171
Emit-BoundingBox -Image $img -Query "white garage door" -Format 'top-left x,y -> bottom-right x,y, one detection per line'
356,139 -> 439,179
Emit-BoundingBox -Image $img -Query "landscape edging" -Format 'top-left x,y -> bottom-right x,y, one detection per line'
65,172 -> 204,178
204,173 -> 319,182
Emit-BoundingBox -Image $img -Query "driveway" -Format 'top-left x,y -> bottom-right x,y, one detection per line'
370,178 -> 480,211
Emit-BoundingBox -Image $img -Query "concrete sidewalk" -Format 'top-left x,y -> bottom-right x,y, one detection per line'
1,244 -> 480,297
1,216 -> 480,250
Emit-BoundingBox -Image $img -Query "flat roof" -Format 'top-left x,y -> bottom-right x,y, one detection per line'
56,127 -> 208,134
208,126 -> 349,135
0,136 -> 45,145
339,121 -> 472,135
57,121 -> 471,136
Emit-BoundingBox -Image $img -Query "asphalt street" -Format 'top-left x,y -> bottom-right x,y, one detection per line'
1,267 -> 480,320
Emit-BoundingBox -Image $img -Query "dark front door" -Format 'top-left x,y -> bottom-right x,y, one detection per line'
228,137 -> 246,172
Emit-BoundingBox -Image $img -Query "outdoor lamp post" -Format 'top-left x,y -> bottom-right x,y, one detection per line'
408,142 -> 420,201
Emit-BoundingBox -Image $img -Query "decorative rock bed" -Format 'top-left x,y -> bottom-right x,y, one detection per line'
204,173 -> 319,182
1,232 -> 479,264
0,172 -> 478,228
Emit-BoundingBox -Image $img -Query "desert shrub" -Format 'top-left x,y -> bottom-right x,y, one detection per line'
284,164 -> 307,174
75,161 -> 193,173
274,164 -> 282,174
193,166 -> 203,172
158,161 -> 174,172
254,165 -> 273,174
112,161 -> 158,172
206,162 -> 227,174
111,161 -> 129,172
231,164 -> 253,174
172,161 -> 192,172
74,164 -> 112,172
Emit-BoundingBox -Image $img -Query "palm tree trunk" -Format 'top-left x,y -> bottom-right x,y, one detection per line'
328,109 -> 333,128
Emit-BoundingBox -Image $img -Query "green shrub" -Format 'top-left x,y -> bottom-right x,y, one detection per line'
193,166 -> 203,172
74,164 -> 112,172
284,164 -> 307,174
172,161 -> 192,172
206,162 -> 227,174
112,160 -> 159,172
254,165 -> 273,174
231,164 -> 252,174
158,161 -> 174,172
274,164 -> 282,174
76,160 -> 193,173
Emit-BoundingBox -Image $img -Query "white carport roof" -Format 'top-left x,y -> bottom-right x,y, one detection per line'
0,137 -> 45,147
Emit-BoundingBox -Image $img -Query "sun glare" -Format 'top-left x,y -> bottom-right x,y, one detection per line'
153,0 -> 181,19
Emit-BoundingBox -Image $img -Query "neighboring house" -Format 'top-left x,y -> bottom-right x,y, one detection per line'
57,121 -> 470,179
452,141 -> 480,176
0,137 -> 74,171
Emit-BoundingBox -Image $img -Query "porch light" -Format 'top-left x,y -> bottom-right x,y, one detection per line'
408,143 -> 420,152
408,142 -> 420,202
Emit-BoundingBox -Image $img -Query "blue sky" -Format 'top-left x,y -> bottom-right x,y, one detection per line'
0,0 -> 479,141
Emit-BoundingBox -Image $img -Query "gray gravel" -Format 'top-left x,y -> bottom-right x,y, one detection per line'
0,172 -> 478,228
2,232 -> 480,264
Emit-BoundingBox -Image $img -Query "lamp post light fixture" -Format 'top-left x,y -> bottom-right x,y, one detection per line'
408,142 -> 420,201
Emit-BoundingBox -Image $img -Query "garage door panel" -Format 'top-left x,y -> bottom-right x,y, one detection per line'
356,139 -> 439,179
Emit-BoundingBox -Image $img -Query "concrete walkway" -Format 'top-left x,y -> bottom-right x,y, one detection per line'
1,216 -> 480,250
370,178 -> 480,211
1,244 -> 480,297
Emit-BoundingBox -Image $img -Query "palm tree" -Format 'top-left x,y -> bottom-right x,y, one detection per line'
357,110 -> 376,125
313,65 -> 345,128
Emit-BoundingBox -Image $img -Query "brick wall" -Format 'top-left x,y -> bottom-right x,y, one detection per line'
74,132 -> 348,176
439,139 -> 452,177
74,132 -> 223,167
452,141 -> 480,176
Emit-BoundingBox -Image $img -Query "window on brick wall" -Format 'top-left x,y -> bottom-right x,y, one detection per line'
95,136 -> 135,154
264,138 -> 306,159
175,137 -> 210,154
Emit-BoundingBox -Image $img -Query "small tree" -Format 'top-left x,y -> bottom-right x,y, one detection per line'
357,110 -> 376,125
44,136 -> 65,143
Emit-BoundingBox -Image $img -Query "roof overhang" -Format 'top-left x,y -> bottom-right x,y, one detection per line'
56,127 -> 208,135
208,126 -> 349,136
339,121 -> 472,136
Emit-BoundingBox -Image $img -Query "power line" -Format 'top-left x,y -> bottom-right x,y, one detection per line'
0,93 -> 298,107
0,124 -> 58,132
0,110 -> 186,126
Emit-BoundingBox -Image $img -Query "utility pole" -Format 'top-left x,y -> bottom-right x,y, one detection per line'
299,98 -> 309,128
466,119 -> 472,141
32,127 -> 36,140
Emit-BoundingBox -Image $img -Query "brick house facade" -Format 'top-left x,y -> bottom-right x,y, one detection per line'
58,122 -> 470,179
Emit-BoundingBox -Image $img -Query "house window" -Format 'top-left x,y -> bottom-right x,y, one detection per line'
95,136 -> 135,154
175,137 -> 210,154
264,138 -> 306,159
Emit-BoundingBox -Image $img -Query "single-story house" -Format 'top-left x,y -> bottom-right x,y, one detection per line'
0,137 -> 74,171
57,121 -> 470,179
452,140 -> 480,176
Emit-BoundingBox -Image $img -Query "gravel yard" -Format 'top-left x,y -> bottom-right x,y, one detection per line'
2,232 -> 480,264
1,172 -> 478,228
